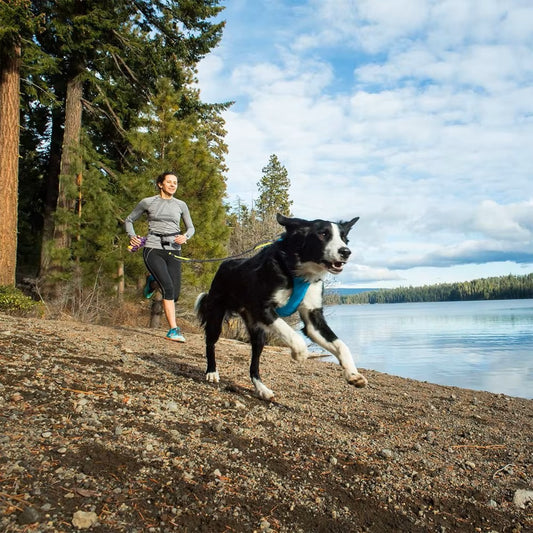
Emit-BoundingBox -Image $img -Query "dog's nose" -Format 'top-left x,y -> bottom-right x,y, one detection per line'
339,247 -> 351,260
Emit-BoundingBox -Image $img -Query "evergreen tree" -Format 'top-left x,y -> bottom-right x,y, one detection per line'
123,77 -> 230,291
255,154 -> 292,222
16,0 -> 226,295
0,0 -> 39,285
226,154 -> 293,258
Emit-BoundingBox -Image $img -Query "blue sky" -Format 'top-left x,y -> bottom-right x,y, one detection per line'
197,0 -> 533,288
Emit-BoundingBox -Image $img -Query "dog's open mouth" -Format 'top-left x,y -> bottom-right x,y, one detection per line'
324,261 -> 346,274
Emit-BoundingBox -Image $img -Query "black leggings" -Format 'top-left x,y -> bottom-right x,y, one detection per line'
143,247 -> 182,302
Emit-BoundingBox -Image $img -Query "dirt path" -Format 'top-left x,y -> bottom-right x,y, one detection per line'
1,313 -> 531,532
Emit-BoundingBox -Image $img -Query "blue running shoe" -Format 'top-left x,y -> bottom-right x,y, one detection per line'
166,327 -> 186,342
143,274 -> 156,299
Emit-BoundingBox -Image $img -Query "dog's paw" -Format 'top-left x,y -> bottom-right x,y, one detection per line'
290,349 -> 308,362
252,378 -> 275,401
206,371 -> 220,383
346,372 -> 368,388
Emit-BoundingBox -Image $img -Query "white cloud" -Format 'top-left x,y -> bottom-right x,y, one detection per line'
196,0 -> 533,287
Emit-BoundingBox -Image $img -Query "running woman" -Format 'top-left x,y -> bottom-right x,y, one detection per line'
125,171 -> 195,342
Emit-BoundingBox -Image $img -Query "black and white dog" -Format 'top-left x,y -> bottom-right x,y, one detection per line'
195,214 -> 368,400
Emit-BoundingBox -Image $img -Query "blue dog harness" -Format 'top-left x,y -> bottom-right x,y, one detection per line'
276,277 -> 310,317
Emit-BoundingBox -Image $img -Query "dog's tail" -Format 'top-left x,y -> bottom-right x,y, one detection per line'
194,292 -> 209,326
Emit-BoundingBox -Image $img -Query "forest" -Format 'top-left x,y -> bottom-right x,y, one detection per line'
0,1 -> 295,319
1,1 -> 229,293
327,273 -> 533,305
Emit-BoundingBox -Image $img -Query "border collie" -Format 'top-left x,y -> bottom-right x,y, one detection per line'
195,214 -> 368,400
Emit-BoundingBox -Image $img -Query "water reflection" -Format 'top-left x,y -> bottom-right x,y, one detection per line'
315,299 -> 533,399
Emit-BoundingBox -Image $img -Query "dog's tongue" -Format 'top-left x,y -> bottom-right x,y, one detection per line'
331,261 -> 345,272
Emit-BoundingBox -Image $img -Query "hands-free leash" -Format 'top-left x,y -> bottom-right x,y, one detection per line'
129,234 -> 282,263
165,237 -> 280,263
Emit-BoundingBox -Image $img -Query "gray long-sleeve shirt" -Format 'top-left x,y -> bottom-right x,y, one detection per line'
124,195 -> 195,250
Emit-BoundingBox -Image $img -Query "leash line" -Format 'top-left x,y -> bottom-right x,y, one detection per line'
164,236 -> 281,264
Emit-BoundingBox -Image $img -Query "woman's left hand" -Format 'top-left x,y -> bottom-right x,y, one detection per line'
174,235 -> 187,245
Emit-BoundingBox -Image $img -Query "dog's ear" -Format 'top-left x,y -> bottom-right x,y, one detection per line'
340,217 -> 360,235
276,214 -> 311,232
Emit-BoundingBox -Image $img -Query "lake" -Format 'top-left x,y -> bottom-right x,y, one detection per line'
312,299 -> 533,399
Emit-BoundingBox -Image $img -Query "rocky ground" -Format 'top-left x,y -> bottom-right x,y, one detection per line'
0,311 -> 532,532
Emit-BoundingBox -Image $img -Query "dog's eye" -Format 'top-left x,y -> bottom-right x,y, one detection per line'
318,229 -> 330,240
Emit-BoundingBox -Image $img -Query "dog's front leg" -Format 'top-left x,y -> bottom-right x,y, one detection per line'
300,308 -> 367,388
269,318 -> 308,362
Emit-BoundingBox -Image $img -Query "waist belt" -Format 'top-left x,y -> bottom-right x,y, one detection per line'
149,231 -> 181,248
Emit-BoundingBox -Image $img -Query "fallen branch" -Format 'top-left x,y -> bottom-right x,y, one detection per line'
60,387 -> 107,397
450,444 -> 505,450
492,463 -> 515,479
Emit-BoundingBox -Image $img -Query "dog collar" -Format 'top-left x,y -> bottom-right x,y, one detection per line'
276,277 -> 310,317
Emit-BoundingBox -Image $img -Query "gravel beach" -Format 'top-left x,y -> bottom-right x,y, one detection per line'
1,312 -> 531,532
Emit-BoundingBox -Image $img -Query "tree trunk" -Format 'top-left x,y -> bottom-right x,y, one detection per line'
39,105 -> 63,275
0,41 -> 21,286
39,70 -> 83,294
55,73 -> 83,250
116,261 -> 124,300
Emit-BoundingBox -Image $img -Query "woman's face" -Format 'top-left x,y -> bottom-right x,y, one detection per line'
159,174 -> 178,198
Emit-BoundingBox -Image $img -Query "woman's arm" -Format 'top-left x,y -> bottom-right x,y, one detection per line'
180,202 -> 195,240
124,200 -> 147,237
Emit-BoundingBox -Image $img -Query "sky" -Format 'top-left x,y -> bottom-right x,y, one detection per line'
196,0 -> 533,288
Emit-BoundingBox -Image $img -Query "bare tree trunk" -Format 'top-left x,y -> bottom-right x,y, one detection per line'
39,104 -> 63,274
0,41 -> 21,286
116,261 -> 124,300
39,70 -> 83,295
55,73 -> 83,250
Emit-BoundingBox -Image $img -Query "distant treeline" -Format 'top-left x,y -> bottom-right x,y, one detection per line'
328,273 -> 533,305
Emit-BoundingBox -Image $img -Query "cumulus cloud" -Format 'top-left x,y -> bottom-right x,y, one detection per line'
197,0 -> 533,286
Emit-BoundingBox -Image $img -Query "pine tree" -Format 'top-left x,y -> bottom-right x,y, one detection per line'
255,154 -> 292,222
0,0 -> 40,285
123,77 -> 230,291
227,154 -> 293,257
16,0 -> 226,294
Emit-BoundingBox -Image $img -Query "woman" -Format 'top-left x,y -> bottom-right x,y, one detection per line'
125,172 -> 195,342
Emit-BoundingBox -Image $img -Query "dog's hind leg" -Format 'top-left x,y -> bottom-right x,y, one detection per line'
247,324 -> 275,400
204,306 -> 225,383
300,308 -> 367,388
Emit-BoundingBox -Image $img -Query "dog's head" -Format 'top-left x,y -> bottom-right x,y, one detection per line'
277,213 -> 359,277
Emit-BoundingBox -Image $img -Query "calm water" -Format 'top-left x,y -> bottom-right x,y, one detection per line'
314,299 -> 533,399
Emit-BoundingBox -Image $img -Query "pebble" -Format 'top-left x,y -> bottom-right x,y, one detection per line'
18,506 -> 40,525
425,431 -> 436,444
72,510 -> 98,529
166,401 -> 179,412
260,518 -> 271,531
513,489 -> 533,509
